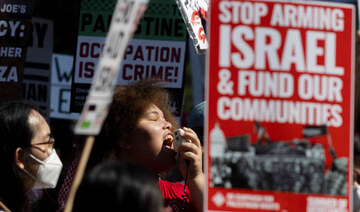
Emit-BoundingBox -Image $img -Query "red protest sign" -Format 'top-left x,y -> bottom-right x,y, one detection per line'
206,1 -> 355,211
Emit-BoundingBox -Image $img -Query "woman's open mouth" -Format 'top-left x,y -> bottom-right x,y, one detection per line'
163,134 -> 174,149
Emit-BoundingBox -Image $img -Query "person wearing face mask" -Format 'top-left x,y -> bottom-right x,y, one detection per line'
0,102 -> 63,212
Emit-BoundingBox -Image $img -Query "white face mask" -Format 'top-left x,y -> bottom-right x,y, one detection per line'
23,151 -> 63,189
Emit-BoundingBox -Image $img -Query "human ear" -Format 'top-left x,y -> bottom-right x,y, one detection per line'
15,147 -> 26,169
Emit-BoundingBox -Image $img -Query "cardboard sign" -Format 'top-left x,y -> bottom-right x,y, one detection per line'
206,1 -> 355,211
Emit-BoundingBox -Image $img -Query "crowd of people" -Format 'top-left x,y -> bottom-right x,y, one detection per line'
0,80 -> 204,212
1,36 -> 360,210
1,68 -> 360,212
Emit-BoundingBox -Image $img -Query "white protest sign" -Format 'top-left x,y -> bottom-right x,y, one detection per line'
50,54 -> 80,120
176,0 -> 208,54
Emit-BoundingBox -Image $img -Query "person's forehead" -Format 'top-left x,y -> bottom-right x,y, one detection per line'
28,109 -> 42,126
146,104 -> 163,115
28,110 -> 51,142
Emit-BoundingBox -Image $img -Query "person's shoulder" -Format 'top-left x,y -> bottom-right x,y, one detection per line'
159,180 -> 190,199
159,179 -> 184,189
159,180 -> 193,210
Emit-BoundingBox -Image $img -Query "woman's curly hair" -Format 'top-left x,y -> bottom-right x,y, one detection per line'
88,80 -> 179,169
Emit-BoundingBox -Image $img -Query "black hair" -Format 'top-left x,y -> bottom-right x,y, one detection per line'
73,160 -> 164,212
0,101 -> 39,212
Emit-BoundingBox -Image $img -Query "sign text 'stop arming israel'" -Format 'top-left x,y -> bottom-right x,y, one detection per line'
74,0 -> 148,135
206,1 -> 354,212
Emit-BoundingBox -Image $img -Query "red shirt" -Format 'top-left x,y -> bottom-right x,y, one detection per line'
159,180 -> 196,212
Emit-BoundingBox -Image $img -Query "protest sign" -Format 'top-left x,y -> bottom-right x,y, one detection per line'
206,1 -> 355,211
0,0 -> 34,100
65,0 -> 149,211
70,0 -> 187,119
23,17 -> 53,120
50,54 -> 80,120
74,0 -> 149,135
175,0 -> 208,54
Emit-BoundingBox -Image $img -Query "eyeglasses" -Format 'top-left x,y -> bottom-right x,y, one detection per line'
30,137 -> 55,154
